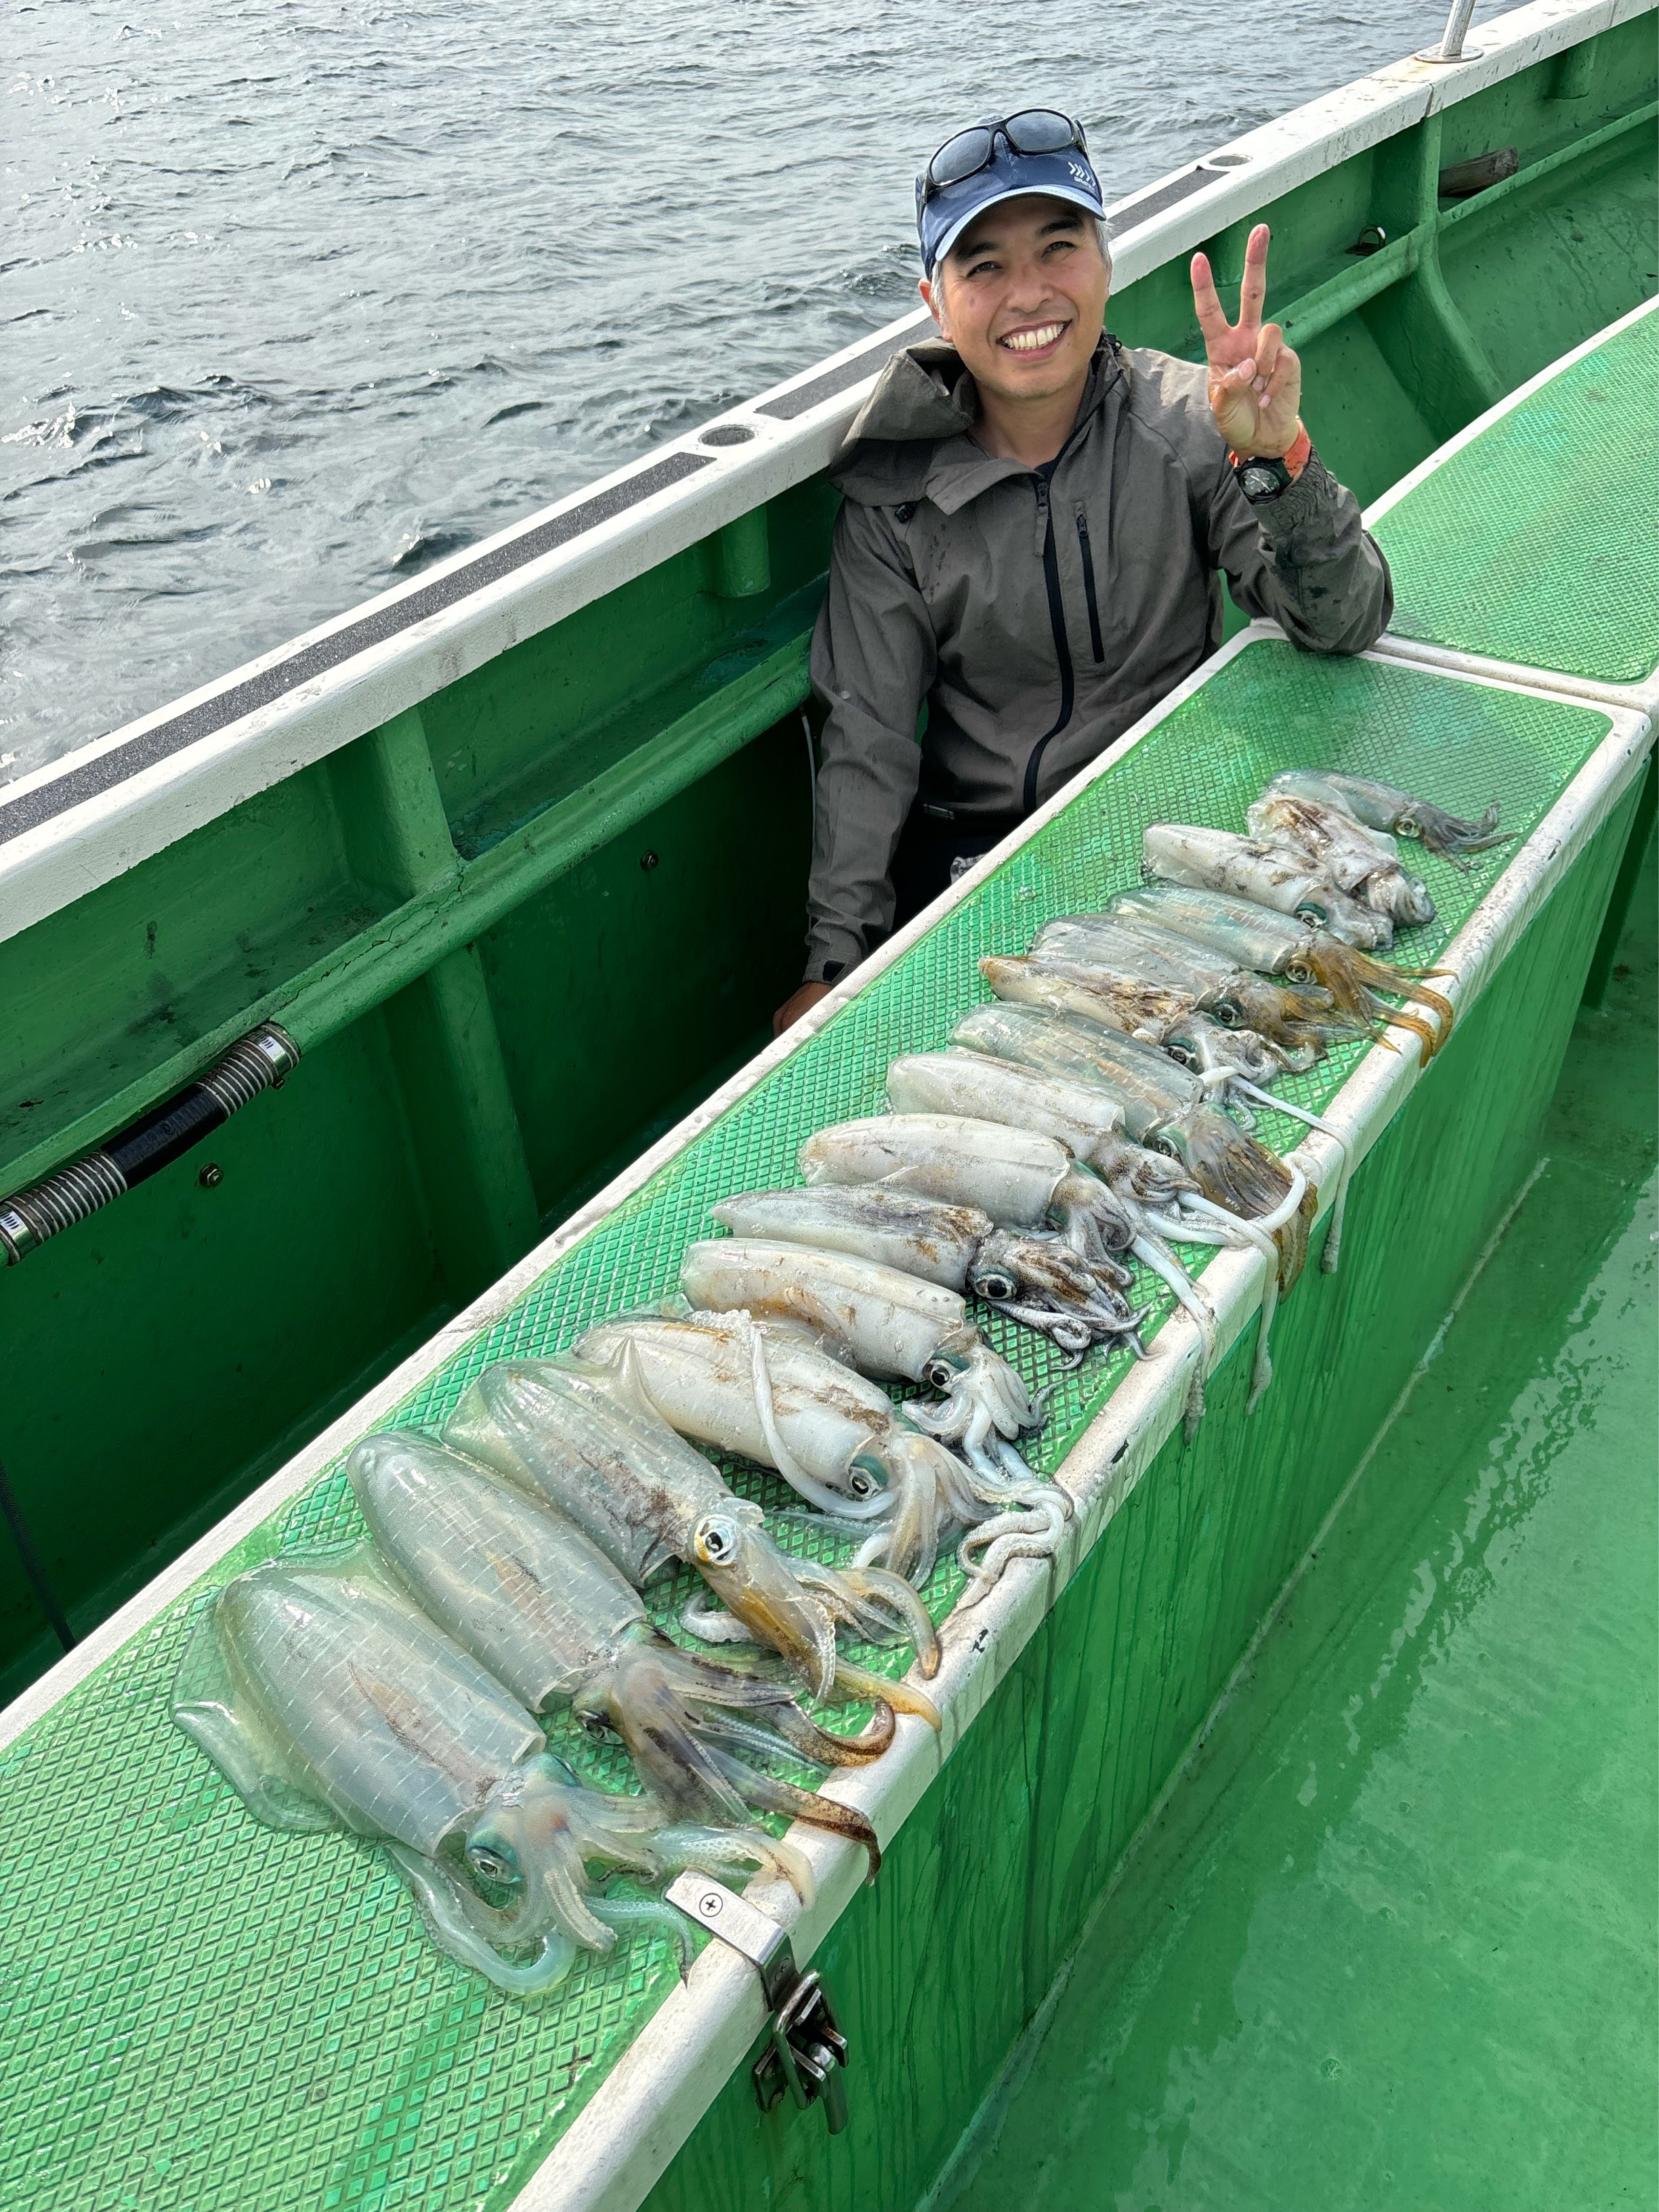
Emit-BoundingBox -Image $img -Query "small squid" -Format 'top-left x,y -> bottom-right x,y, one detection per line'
1263,768 -> 1509,867
172,1552 -> 803,1993
1142,821 -> 1396,950
1246,792 -> 1436,929
1108,882 -> 1453,1063
1020,916 -> 1353,1071
446,1353 -> 940,1716
350,1429 -> 892,1870
713,1183 -> 1143,1357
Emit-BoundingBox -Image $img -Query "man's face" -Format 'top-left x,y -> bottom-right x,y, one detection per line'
921,196 -> 1108,406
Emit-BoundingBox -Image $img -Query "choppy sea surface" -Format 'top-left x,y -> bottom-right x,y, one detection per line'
7,0 -> 1458,774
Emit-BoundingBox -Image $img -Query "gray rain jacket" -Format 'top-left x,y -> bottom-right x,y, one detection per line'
804,334 -> 1393,981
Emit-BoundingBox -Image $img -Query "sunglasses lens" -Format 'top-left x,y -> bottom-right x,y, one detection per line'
929,126 -> 994,188
1004,109 -> 1082,154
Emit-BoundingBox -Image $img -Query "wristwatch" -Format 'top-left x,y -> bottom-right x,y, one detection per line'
1234,452 -> 1295,503
1232,422 -> 1313,503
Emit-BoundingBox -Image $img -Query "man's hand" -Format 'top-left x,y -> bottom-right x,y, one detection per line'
773,980 -> 833,1037
1190,223 -> 1303,459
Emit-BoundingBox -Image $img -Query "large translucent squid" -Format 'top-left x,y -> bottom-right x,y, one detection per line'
677,1239 -> 1068,1588
578,1306 -> 1057,1596
712,1183 -> 1143,1359
350,1428 -> 892,1870
172,1552 -> 803,1994
446,1353 -> 940,1716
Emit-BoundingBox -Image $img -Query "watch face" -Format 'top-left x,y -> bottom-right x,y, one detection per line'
1241,463 -> 1280,499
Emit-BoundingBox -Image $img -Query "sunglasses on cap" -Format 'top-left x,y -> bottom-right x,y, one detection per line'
918,110 -> 1091,210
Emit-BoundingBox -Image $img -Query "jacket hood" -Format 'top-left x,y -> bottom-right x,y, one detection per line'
829,335 -> 1127,507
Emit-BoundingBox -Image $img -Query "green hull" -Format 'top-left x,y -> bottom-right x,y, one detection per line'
0,13 -> 1654,2211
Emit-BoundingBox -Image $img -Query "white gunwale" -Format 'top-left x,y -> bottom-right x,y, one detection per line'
0,0 -> 1648,947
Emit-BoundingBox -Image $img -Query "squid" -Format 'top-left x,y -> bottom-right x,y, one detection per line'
713,1183 -> 1143,1357
881,1050 -> 1288,1420
680,1237 -> 1062,1548
1020,916 -> 1351,1073
580,1306 -> 1060,1598
172,1552 -> 803,1994
944,1010 -> 1318,1411
1263,768 -> 1510,868
446,1354 -> 940,1717
1141,821 -> 1395,950
1108,882 -> 1453,1063
903,1033 -> 1307,1264
1246,792 -> 1436,929
350,1428 -> 891,1871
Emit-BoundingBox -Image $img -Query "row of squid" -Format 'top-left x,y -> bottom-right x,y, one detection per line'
171,767 -> 1505,1997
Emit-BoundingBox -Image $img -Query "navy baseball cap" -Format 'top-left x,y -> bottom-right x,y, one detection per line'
917,111 -> 1106,278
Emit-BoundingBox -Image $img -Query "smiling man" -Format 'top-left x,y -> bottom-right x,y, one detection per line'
774,109 -> 1391,1032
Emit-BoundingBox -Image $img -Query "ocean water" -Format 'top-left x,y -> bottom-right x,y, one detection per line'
5,0 -> 1456,774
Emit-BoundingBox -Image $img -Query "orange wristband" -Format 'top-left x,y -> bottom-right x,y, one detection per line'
1230,421 -> 1311,477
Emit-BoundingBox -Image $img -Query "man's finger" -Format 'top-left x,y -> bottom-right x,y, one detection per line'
1255,322 -> 1282,379
1189,251 -> 1232,354
1238,223 -> 1270,333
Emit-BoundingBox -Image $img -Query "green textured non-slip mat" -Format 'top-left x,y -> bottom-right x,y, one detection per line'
0,643 -> 1620,2212
1372,309 -> 1659,687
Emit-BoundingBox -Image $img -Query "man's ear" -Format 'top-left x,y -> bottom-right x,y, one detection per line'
919,273 -> 949,337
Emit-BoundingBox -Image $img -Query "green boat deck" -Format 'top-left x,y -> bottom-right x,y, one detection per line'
1373,301 -> 1659,691
939,835 -> 1658,2212
1,51 -> 1655,2212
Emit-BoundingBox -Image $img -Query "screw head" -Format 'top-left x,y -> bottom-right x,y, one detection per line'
198,1163 -> 223,1189
640,850 -> 660,872
698,1892 -> 723,1918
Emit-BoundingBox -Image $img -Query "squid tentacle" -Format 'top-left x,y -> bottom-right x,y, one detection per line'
383,1841 -> 578,1995
587,1894 -> 695,1976
646,1820 -> 816,1908
1226,1079 -> 1353,1273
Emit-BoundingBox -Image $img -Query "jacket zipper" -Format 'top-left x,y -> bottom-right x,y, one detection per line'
1024,478 -> 1074,815
1076,510 -> 1105,662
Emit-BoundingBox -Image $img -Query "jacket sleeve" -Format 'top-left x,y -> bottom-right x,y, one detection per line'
1205,446 -> 1393,655
803,499 -> 936,982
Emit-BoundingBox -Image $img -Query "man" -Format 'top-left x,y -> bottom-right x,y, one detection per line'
774,108 -> 1391,1034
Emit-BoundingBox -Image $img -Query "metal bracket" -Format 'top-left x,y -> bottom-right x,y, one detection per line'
665,1873 -> 850,2135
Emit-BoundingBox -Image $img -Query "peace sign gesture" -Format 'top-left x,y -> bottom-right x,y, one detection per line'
1190,222 -> 1303,459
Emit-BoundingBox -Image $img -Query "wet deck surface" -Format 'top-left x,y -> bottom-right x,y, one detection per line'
941,832 -> 1658,2212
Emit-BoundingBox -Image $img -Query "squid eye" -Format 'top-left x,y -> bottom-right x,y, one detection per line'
1295,899 -> 1330,925
466,1842 -> 519,1886
847,1452 -> 887,1500
694,1513 -> 739,1567
1286,960 -> 1314,986
1154,1133 -> 1183,1162
1212,998 -> 1244,1028
973,1268 -> 1019,1302
1164,1038 -> 1199,1070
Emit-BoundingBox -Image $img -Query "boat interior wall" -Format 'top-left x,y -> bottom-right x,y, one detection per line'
0,3 -> 1653,1710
